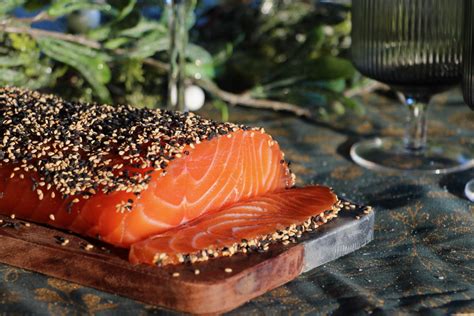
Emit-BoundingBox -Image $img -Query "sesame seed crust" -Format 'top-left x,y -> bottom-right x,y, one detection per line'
152,199 -> 345,266
0,87 -> 256,204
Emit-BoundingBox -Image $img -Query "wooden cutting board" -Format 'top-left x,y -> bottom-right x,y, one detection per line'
0,202 -> 374,314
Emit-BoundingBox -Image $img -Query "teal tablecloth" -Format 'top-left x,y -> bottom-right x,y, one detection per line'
0,90 -> 473,315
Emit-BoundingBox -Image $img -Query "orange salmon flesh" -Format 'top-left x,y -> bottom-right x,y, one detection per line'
0,129 -> 293,247
0,87 -> 338,266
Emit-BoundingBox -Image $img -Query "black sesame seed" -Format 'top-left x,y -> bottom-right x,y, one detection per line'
0,87 -> 253,213
54,235 -> 65,243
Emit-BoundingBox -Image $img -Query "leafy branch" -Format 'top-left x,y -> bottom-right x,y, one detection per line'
1,13 -> 313,117
2,24 -> 101,48
0,1 -> 370,120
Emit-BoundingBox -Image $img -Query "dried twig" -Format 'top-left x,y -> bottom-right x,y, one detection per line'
1,25 -> 101,49
140,59 -> 311,117
14,11 -> 54,24
142,58 -> 169,72
194,79 -> 312,118
344,80 -> 389,98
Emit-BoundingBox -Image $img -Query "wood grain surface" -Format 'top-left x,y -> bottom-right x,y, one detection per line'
0,203 -> 373,314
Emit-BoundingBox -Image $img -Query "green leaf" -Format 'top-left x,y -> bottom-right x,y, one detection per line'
186,44 -> 213,65
257,2 -> 311,37
50,39 -> 110,61
119,58 -> 144,91
306,79 -> 346,93
86,0 -> 138,40
186,62 -> 215,80
0,65 -> 53,90
333,18 -> 352,35
185,44 -> 215,79
0,68 -> 28,85
339,96 -> 366,115
48,0 -> 112,17
37,38 -> 111,102
331,100 -> 346,115
213,100 -> 229,122
0,0 -> 26,15
0,55 -> 25,67
8,33 -> 37,52
300,56 -> 356,81
24,67 -> 57,90
307,27 -> 326,49
125,25 -> 212,62
128,31 -> 169,59
212,42 -> 233,67
114,0 -> 137,22
24,0 -> 50,11
119,18 -> 166,38
104,37 -> 129,50
87,26 -> 111,41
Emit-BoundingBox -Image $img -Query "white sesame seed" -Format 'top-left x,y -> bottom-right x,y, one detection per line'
85,244 -> 94,251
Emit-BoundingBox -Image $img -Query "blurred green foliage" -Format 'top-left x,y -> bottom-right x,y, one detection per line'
0,0 -> 362,119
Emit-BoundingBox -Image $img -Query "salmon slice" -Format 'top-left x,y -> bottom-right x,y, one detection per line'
129,186 -> 339,266
0,87 -> 293,247
0,88 -> 341,267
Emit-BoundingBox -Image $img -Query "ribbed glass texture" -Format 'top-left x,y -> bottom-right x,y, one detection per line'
463,0 -> 474,109
351,0 -> 464,98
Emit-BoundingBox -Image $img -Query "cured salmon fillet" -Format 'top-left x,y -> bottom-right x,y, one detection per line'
0,88 -> 293,247
0,87 -> 340,266
129,186 -> 339,266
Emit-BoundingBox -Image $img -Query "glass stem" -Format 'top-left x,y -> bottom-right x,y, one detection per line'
403,96 -> 429,153
168,0 -> 188,111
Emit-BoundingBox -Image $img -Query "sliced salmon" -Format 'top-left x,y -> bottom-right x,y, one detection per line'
0,88 -> 340,266
0,87 -> 293,247
0,128 -> 293,247
129,186 -> 339,266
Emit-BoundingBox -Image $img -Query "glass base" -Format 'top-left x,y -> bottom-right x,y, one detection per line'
465,179 -> 474,202
350,137 -> 474,174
